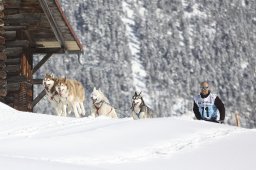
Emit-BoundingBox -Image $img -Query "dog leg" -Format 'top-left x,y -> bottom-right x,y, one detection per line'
53,102 -> 62,116
90,107 -> 97,118
67,104 -> 72,114
139,112 -> 147,119
62,104 -> 67,117
111,109 -> 118,118
77,102 -> 82,115
79,102 -> 86,116
132,112 -> 139,120
55,107 -> 61,116
73,102 -> 80,118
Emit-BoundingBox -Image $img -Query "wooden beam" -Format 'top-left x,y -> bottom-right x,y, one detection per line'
5,65 -> 20,73
4,47 -> 23,57
32,47 -> 63,54
4,13 -> 41,24
55,0 -> 83,51
23,30 -> 35,47
7,82 -> 20,91
31,79 -> 43,85
7,75 -> 26,83
35,41 -> 80,50
5,58 -> 20,65
29,89 -> 46,109
5,40 -> 29,48
3,31 -> 16,41
32,53 -> 52,74
38,0 -> 66,49
4,26 -> 27,31
3,0 -> 21,9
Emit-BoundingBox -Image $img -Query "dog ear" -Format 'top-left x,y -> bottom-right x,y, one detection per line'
93,87 -> 96,91
139,91 -> 142,96
135,92 -> 138,96
98,88 -> 102,92
50,73 -> 54,78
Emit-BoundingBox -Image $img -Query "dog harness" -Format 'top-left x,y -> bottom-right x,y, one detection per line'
94,101 -> 113,116
134,106 -> 149,118
45,89 -> 60,103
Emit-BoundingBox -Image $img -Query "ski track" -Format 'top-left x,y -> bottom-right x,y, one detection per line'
0,123 -> 246,166
54,128 -> 246,165
0,117 -> 131,139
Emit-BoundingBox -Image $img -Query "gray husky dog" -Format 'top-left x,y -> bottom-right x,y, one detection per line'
131,92 -> 155,120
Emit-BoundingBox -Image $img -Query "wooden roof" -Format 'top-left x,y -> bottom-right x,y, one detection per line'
2,0 -> 83,53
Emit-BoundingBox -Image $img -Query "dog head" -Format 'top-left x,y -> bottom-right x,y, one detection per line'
90,87 -> 104,104
43,73 -> 55,91
55,77 -> 68,97
131,92 -> 144,108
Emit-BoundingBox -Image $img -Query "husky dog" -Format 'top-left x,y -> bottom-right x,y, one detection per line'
131,92 -> 154,120
55,77 -> 86,118
43,73 -> 63,116
90,87 -> 118,118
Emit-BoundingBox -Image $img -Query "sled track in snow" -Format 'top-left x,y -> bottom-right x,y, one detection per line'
55,127 -> 246,165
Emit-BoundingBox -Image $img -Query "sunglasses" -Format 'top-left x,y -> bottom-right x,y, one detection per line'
200,86 -> 209,90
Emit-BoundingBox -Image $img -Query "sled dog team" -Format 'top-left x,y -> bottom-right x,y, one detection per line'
43,73 -> 154,119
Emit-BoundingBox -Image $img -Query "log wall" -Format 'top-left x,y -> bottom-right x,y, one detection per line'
0,0 -> 33,111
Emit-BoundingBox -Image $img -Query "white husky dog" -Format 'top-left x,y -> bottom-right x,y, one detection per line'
43,73 -> 64,116
131,92 -> 155,120
90,87 -> 118,118
55,77 -> 86,118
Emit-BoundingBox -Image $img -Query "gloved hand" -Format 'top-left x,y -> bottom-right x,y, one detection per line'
218,120 -> 224,124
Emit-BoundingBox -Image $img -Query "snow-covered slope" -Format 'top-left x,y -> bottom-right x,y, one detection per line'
0,102 -> 255,170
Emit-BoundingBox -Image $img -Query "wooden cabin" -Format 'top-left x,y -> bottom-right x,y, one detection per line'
0,0 -> 83,111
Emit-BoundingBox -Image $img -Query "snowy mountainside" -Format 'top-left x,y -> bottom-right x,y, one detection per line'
33,0 -> 256,128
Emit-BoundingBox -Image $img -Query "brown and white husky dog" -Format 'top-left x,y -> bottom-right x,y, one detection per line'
55,77 -> 86,118
43,73 -> 64,116
90,87 -> 118,118
131,92 -> 154,120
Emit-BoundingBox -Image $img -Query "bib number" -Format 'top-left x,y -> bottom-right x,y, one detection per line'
201,107 -> 209,118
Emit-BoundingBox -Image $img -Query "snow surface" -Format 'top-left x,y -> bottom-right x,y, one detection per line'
0,102 -> 255,170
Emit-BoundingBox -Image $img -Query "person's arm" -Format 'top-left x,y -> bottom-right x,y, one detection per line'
215,96 -> 225,121
193,101 -> 201,120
